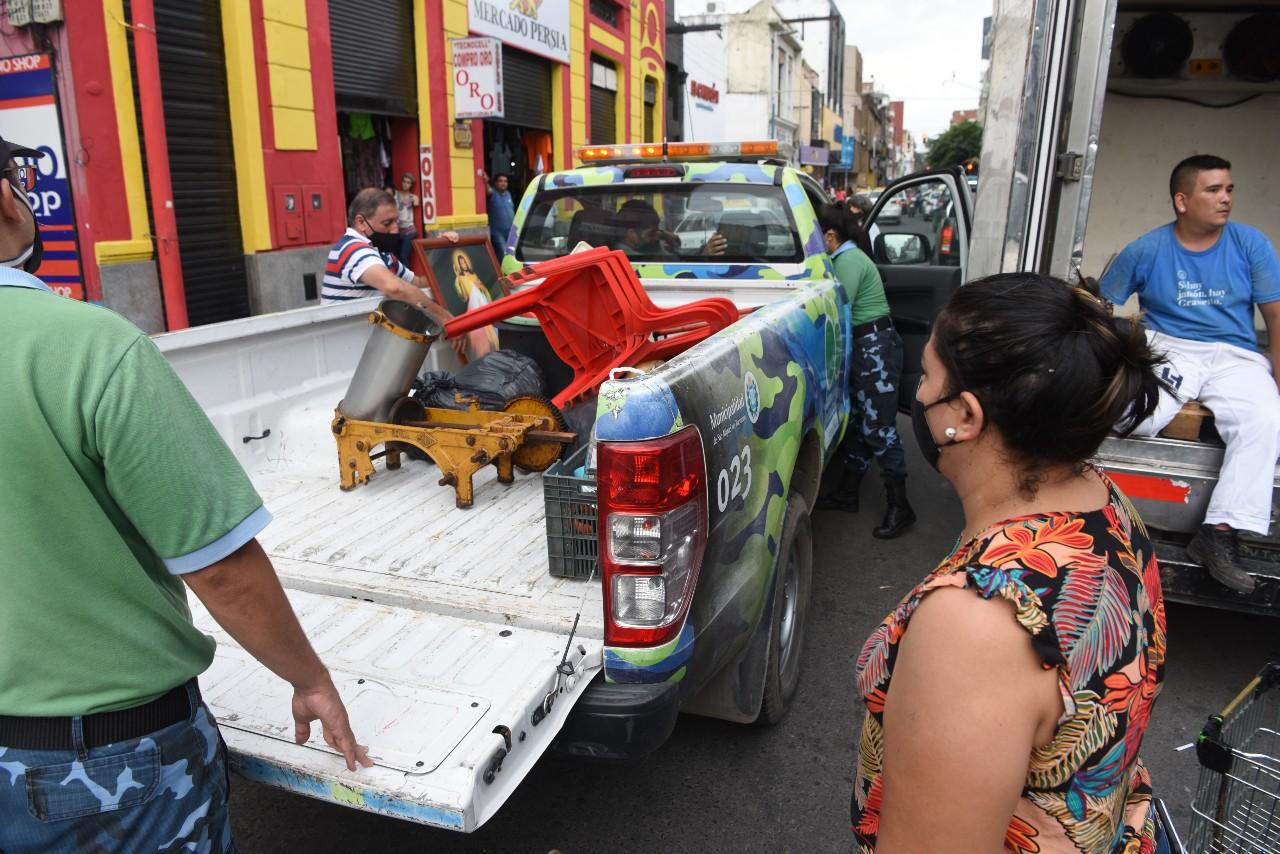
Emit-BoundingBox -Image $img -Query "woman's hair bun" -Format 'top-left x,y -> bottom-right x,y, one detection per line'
932,273 -> 1165,477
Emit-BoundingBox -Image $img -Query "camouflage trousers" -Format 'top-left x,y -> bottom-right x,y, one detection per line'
0,682 -> 235,853
838,326 -> 907,480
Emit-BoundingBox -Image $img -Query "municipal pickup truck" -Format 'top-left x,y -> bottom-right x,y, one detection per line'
166,141 -> 851,831
860,0 -> 1279,616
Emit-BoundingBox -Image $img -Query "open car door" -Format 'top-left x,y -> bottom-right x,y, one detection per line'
862,167 -> 974,411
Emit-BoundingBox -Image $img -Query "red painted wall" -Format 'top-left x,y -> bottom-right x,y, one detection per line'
253,0 -> 345,249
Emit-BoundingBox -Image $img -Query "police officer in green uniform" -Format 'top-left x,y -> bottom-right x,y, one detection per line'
816,204 -> 916,538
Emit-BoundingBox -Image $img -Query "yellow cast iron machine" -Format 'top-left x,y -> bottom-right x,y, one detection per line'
332,300 -> 574,508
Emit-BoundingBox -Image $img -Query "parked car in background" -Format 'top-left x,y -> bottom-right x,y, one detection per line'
877,198 -> 903,225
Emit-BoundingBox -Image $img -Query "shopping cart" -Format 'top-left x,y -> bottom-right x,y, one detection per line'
1188,661 -> 1280,852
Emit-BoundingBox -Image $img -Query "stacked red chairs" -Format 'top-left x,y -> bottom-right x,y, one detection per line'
443,247 -> 738,408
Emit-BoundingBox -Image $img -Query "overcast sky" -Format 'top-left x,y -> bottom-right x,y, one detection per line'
834,0 -> 993,141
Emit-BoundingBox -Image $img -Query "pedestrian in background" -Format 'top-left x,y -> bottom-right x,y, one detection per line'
392,171 -> 420,267
483,170 -> 515,257
0,136 -> 372,852
816,203 -> 915,538
846,194 -> 881,252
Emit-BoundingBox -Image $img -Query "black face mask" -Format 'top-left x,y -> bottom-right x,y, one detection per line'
910,383 -> 960,471
366,229 -> 401,257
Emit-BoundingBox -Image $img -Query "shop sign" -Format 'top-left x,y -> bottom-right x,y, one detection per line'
799,145 -> 828,166
689,80 -> 719,105
0,53 -> 82,299
6,0 -> 63,27
841,138 -> 855,166
452,121 -> 473,148
452,37 -> 504,119
419,145 -> 437,225
469,0 -> 570,65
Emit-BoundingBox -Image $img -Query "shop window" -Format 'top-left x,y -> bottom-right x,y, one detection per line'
643,77 -> 657,142
589,0 -> 621,28
590,57 -> 618,145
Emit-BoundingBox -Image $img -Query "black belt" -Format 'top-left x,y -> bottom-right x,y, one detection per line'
852,316 -> 894,337
0,680 -> 196,751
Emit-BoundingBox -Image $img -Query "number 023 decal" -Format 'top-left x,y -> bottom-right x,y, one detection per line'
716,445 -> 753,512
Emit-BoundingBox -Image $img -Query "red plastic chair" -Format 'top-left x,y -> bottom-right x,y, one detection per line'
443,248 -> 738,407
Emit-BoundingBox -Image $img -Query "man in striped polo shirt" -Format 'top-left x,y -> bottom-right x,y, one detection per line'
322,188 -> 454,331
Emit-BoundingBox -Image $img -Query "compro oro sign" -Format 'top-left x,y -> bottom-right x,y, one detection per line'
468,0 -> 570,65
452,37 -> 503,120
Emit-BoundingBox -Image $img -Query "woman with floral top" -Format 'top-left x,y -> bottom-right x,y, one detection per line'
851,273 -> 1173,853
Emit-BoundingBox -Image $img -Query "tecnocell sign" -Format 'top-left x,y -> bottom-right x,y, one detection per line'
452,37 -> 504,119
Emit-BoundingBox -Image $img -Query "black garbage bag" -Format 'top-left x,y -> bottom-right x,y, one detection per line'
412,350 -> 547,411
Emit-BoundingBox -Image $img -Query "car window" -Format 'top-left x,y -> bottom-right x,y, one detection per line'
516,183 -> 804,264
870,177 -> 960,268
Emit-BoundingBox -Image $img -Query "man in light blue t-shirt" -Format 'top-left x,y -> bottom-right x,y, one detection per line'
1100,154 -> 1280,594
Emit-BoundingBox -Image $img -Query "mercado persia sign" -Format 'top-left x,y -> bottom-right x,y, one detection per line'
469,0 -> 570,64
0,53 -> 82,299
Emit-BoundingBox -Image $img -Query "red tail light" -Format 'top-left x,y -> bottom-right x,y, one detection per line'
939,223 -> 954,255
596,426 -> 708,647
624,166 -> 684,179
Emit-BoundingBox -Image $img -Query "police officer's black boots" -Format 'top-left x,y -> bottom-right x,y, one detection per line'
872,477 -> 916,539
817,465 -> 864,512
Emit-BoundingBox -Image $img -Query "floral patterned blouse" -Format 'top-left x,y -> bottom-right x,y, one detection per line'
852,475 -> 1167,853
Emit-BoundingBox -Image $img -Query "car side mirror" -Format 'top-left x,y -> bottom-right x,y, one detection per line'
875,232 -> 931,265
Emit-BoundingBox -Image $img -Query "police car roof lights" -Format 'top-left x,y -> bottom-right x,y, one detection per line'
577,140 -> 784,165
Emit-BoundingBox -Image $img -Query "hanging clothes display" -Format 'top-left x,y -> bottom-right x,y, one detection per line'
522,130 -> 553,175
489,140 -> 516,179
340,113 -> 390,198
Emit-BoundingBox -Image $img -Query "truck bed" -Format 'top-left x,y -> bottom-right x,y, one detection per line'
251,419 -> 602,638
155,301 -> 603,830
157,299 -> 601,637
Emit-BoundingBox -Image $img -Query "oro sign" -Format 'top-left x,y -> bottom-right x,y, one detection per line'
418,145 -> 436,225
451,37 -> 503,120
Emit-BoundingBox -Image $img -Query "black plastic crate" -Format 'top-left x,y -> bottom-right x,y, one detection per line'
543,444 -> 599,579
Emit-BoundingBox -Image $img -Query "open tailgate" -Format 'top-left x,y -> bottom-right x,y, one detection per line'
193,589 -> 601,832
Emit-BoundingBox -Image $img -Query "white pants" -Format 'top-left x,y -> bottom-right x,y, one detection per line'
1130,331 -> 1280,534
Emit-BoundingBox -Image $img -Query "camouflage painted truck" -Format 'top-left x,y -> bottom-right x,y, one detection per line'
168,141 -> 851,831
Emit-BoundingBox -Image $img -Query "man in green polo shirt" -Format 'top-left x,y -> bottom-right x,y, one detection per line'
0,137 -> 371,852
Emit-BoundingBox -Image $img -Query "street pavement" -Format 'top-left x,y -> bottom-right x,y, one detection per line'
229,415 -> 1279,852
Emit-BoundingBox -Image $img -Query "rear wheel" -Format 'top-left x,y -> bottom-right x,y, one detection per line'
758,492 -> 813,725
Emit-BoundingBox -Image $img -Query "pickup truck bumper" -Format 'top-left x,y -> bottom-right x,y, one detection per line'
552,674 -> 680,760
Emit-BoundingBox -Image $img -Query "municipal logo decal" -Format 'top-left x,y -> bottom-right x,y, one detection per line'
744,371 -> 761,424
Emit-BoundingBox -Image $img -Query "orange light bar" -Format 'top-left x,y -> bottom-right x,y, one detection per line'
575,140 -> 783,164
666,142 -> 710,157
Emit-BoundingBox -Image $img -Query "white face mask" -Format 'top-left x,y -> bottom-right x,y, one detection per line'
0,188 -> 39,271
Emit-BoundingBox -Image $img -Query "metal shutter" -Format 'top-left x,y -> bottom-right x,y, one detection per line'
329,0 -> 415,115
590,87 -> 616,144
499,46 -> 552,130
589,59 -> 617,145
153,0 -> 249,326
643,78 -> 656,140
